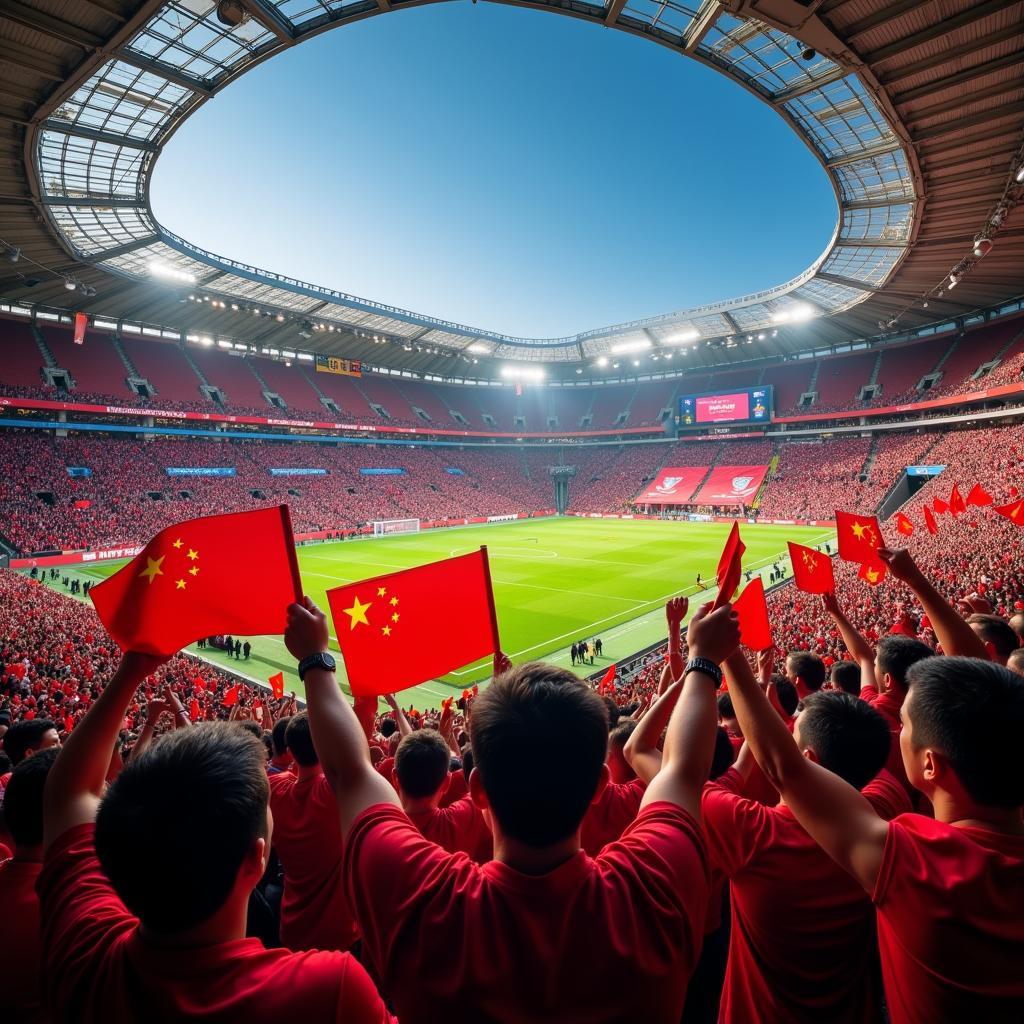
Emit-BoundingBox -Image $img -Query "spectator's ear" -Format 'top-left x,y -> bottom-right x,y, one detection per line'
468,766 -> 489,811
588,762 -> 610,807
984,640 -> 998,662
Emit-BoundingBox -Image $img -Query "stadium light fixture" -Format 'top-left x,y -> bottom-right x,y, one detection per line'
1017,162 -> 1024,183
500,365 -> 545,382
973,237 -> 993,258
467,343 -> 491,354
772,302 -> 816,324
663,329 -> 700,345
632,359 -> 641,366
148,261 -> 196,285
609,339 -> 651,355
217,339 -> 232,348
596,356 -> 609,368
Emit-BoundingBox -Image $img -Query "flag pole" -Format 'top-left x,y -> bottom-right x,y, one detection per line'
479,546 -> 502,652
278,504 -> 304,600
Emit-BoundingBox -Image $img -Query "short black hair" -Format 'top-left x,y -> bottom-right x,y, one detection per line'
877,635 -> 934,691
95,723 -> 269,932
461,745 -> 474,785
284,712 -> 318,767
608,718 -> 636,753
2,719 -> 57,765
379,718 -> 398,738
717,692 -> 736,720
271,716 -> 291,757
470,662 -> 607,847
797,692 -> 891,790
395,730 -> 451,798
237,720 -> 262,740
787,652 -> 826,691
1007,648 -> 1024,675
967,614 -> 1020,661
4,746 -> 58,846
775,677 -> 799,716
830,660 -> 861,695
906,657 -> 1024,808
601,696 -> 620,730
710,726 -> 735,780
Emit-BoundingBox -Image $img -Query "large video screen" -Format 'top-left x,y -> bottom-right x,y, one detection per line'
678,386 -> 772,428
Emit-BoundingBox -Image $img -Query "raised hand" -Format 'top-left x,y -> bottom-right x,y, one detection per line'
666,596 -> 689,628
285,596 -> 330,663
876,547 -> 923,585
686,601 -> 741,665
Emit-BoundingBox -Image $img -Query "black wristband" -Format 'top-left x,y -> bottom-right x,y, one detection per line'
684,656 -> 723,688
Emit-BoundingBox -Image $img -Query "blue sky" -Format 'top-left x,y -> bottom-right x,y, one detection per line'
151,3 -> 836,338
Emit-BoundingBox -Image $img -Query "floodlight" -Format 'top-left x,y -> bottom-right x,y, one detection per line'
609,339 -> 651,355
148,262 -> 196,285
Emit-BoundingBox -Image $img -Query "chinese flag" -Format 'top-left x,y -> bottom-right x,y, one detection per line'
788,541 -> 834,595
733,577 -> 772,651
192,677 -> 206,692
994,498 -> 1024,527
269,671 -> 285,701
597,665 -> 616,695
923,506 -> 939,535
327,548 -> 500,697
223,685 -> 240,707
966,483 -> 993,507
933,497 -> 948,515
90,507 -> 302,657
189,698 -> 202,722
949,484 -> 966,517
835,510 -> 882,564
712,522 -> 745,609
858,560 -> 887,587
895,513 -> 914,537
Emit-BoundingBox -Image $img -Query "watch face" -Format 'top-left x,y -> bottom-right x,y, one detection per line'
320,652 -> 336,670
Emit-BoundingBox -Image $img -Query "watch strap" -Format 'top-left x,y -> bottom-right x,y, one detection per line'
684,656 -> 723,687
298,652 -> 335,681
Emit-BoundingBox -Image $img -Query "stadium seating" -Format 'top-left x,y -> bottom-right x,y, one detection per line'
187,348 -> 271,410
0,321 -> 48,391
120,337 -> 209,406
40,327 -> 135,401
249,357 -> 326,415
762,361 -> 815,414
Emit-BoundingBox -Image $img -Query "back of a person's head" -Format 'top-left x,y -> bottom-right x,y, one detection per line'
3,719 -> 57,766
877,635 -> 935,691
787,652 -> 826,691
966,614 -> 1020,662
95,723 -> 269,933
608,718 -> 635,755
4,746 -> 58,848
796,692 -> 890,790
271,716 -> 291,757
284,712 -> 319,767
905,657 -> 1024,808
1009,613 -> 1024,642
379,718 -> 398,738
470,661 -> 607,847
601,696 -> 620,730
1007,648 -> 1024,677
717,692 -> 735,721
830,660 -> 861,695
237,720 -> 262,741
395,730 -> 450,798
774,677 -> 799,716
710,726 -> 735,780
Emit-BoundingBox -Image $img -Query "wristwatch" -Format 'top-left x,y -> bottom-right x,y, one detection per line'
297,651 -> 337,681
684,656 -> 723,688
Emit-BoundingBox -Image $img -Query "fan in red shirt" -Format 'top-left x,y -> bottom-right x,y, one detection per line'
268,711 -> 360,950
287,593 -> 741,1023
0,745 -> 58,1024
36,651 -> 391,1023
580,718 -> 646,855
723,547 -> 1024,1024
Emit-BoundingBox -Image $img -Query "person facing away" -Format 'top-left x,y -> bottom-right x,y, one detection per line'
288,594 -> 742,1024
36,652 -> 390,1023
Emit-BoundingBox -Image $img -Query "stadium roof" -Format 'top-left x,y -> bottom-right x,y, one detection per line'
0,0 -> 1022,380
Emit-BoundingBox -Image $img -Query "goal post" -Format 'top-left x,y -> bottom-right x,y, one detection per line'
372,518 -> 421,537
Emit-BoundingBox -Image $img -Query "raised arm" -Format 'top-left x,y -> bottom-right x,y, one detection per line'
128,697 -> 167,762
285,598 -> 400,836
665,596 -> 688,684
623,680 -> 682,784
878,547 -> 988,659
722,648 -> 888,892
641,602 -> 739,819
383,693 -> 413,737
44,651 -> 168,852
821,591 -> 877,693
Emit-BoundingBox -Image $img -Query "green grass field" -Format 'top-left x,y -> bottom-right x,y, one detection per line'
60,517 -> 830,709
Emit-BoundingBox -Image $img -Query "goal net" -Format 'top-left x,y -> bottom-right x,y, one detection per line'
372,518 -> 421,537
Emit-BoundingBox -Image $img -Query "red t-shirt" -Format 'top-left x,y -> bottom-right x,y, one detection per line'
0,857 -> 45,1023
344,801 -> 709,1023
873,815 -> 1024,1023
406,796 -> 492,861
862,688 -> 913,793
268,770 -> 359,952
580,777 -> 645,856
701,767 -> 909,1023
37,824 -> 391,1023
439,769 -> 468,808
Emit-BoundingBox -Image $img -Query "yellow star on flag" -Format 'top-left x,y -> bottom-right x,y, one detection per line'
188,566 -> 199,577
343,596 -> 372,629
391,612 -> 399,623
865,568 -> 880,584
851,521 -> 867,539
187,548 -> 199,561
172,538 -> 183,549
139,555 -> 165,584
176,579 -> 186,590
389,596 -> 399,607
382,625 -> 392,637
377,586 -> 387,597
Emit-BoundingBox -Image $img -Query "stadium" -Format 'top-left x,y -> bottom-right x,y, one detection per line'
1,1 -> 1023,1022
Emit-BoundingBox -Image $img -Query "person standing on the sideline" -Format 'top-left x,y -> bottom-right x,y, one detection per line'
571,643 -> 578,666
243,641 -> 251,660
595,638 -> 603,658
579,641 -> 589,665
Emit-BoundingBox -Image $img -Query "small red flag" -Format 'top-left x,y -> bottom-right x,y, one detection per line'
895,513 -> 914,537
965,483 -> 993,507
835,510 -> 882,565
223,685 -> 240,707
858,560 -> 887,587
192,677 -> 206,692
597,664 -> 617,695
933,497 -> 948,515
923,506 -> 939,535
90,507 -> 302,657
327,548 -> 500,697
269,671 -> 285,701
788,541 -> 834,595
1011,486 -> 1020,499
189,697 -> 202,721
64,714 -> 74,734
712,522 -> 745,609
993,498 -> 1024,526
949,484 -> 966,517
733,577 -> 772,651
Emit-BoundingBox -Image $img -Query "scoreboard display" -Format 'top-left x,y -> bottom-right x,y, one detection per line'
678,386 -> 772,429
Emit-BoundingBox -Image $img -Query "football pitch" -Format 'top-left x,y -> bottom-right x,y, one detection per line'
64,517 -> 831,709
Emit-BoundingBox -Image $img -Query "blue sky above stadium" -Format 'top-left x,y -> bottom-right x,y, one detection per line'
151,3 -> 836,338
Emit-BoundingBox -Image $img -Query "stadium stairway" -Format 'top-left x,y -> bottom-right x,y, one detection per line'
31,324 -> 58,369
111,336 -> 141,379
749,452 -> 778,512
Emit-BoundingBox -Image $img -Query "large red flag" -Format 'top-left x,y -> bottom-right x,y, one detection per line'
923,506 -> 939,535
712,522 -> 745,609
733,578 -> 772,651
993,498 -> 1024,526
965,483 -> 993,507
788,542 -> 834,595
835,511 -> 882,565
949,484 -> 966,517
858,560 -> 887,587
895,513 -> 914,537
90,507 -> 302,657
933,496 -> 948,515
269,671 -> 285,701
327,548 -> 500,697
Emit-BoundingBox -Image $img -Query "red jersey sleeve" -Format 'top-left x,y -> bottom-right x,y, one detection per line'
862,769 -> 913,821
701,768 -> 773,876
